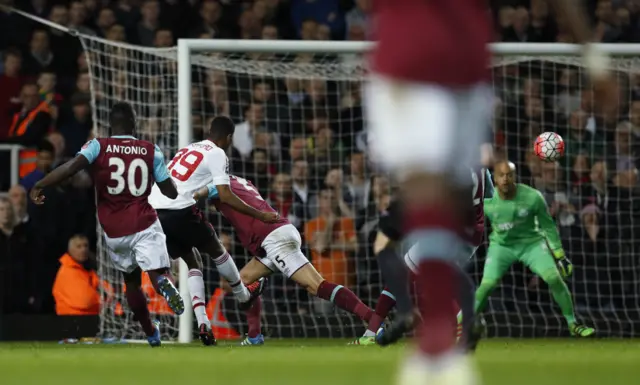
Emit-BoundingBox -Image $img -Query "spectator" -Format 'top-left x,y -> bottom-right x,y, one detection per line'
1,82 -> 53,180
502,7 -> 531,42
345,0 -> 370,39
238,8 -> 261,39
344,151 -> 368,211
58,93 -> 92,157
0,49 -> 24,139
95,8 -> 117,38
154,28 -> 174,48
8,184 -> 29,225
136,0 -> 161,46
48,4 -> 81,77
320,168 -> 354,218
290,159 -> 312,228
37,71 -> 62,120
21,29 -> 57,77
613,121 -> 636,172
19,140 -> 54,192
299,19 -> 318,40
262,24 -> 279,39
68,1 -> 96,36
52,234 -> 105,315
308,127 -> 343,185
562,109 -> 602,168
46,131 -> 66,165
247,148 -> 272,195
267,173 -> 300,227
0,197 -> 34,314
233,102 -> 278,159
106,24 -> 127,42
192,0 -> 228,38
305,188 -> 357,292
291,0 -> 345,39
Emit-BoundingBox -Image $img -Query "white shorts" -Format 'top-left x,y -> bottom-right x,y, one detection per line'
104,219 -> 171,274
258,224 -> 310,278
403,243 -> 478,274
365,74 -> 492,183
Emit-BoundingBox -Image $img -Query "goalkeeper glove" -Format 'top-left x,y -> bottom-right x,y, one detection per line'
553,249 -> 573,278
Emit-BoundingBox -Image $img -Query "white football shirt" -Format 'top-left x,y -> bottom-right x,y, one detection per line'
148,139 -> 230,210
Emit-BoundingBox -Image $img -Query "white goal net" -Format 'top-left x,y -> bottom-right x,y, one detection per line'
20,10 -> 640,340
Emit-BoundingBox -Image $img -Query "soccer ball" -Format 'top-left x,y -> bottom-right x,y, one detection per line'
534,132 -> 565,162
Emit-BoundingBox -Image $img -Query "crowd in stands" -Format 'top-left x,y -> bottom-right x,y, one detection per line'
1,0 -> 639,332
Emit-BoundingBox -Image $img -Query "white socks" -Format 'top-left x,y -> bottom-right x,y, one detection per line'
188,269 -> 210,327
214,252 -> 250,302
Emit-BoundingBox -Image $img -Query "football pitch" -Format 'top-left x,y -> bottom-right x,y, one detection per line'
0,339 -> 637,385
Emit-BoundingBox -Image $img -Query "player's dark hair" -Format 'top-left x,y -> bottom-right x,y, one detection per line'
4,48 -> 22,61
208,115 -> 235,140
37,139 -> 55,154
109,102 -> 137,135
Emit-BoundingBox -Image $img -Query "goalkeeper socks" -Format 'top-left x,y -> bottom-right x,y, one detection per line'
125,286 -> 155,337
545,274 -> 577,325
188,269 -> 210,327
317,281 -> 373,321
246,297 -> 263,338
365,288 -> 396,334
377,246 -> 413,315
416,260 -> 457,356
214,252 -> 250,302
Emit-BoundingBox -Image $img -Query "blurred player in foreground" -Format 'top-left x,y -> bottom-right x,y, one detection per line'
148,116 -> 276,346
30,102 -> 182,347
193,175 -> 375,346
367,0 -> 616,383
352,168 -> 494,347
474,161 -> 594,343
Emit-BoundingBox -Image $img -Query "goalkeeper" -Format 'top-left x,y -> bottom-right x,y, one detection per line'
474,160 -> 594,337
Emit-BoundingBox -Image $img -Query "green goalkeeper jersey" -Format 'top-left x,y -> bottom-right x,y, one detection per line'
484,184 -> 563,252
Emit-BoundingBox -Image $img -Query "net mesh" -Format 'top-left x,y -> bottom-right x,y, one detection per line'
75,33 -> 640,340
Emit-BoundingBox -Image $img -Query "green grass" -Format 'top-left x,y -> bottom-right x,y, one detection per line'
0,339 -> 638,385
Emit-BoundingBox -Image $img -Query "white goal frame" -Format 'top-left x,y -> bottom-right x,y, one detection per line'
175,39 -> 640,343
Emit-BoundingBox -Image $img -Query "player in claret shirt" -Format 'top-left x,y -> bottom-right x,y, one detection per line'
367,0 -> 616,383
31,102 -> 182,347
194,175 -> 375,346
475,161 -> 594,343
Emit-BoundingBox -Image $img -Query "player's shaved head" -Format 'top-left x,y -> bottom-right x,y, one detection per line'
494,160 -> 517,197
208,115 -> 235,149
495,160 -> 516,172
109,101 -> 137,135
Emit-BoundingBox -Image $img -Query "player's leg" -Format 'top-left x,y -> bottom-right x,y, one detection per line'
368,79 -> 490,366
474,243 -> 517,314
263,225 -> 374,322
221,257 -> 273,345
457,245 -> 479,349
122,267 -> 160,346
104,230 -> 164,346
180,247 -> 218,345
158,208 -> 215,344
521,241 -> 594,337
133,220 -> 184,315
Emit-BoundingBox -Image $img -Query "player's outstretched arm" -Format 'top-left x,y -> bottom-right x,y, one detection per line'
31,155 -> 89,204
